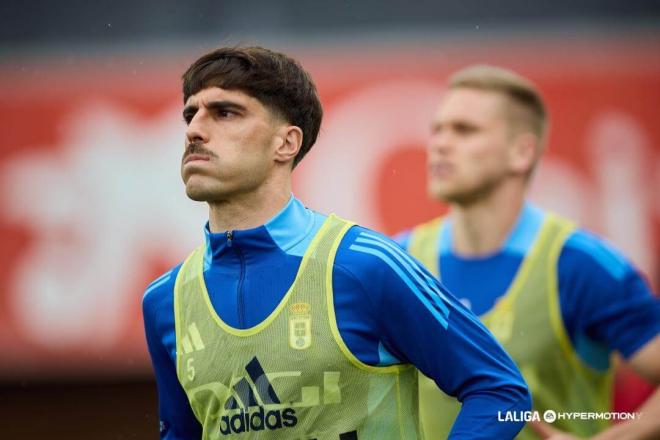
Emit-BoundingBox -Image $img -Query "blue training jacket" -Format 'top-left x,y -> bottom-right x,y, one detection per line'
143,195 -> 531,439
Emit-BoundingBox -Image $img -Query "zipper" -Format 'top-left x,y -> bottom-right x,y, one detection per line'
236,245 -> 246,328
226,230 -> 246,327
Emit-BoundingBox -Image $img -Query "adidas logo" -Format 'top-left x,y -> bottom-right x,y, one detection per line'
181,322 -> 205,354
219,356 -> 298,435
219,406 -> 297,435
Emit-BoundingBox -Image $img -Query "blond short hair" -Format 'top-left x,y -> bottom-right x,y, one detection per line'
448,65 -> 548,146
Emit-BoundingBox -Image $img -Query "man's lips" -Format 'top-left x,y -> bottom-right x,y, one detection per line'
183,154 -> 212,164
428,162 -> 454,177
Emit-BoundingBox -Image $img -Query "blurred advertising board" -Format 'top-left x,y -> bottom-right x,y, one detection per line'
0,38 -> 658,381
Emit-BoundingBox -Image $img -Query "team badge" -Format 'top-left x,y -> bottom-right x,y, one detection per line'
289,302 -> 312,350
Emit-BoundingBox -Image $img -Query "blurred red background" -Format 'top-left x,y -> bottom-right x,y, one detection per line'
1,37 -> 657,437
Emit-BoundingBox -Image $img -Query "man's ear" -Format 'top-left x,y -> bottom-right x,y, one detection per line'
508,132 -> 538,175
274,125 -> 303,165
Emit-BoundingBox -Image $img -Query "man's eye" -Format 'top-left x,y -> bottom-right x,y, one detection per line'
455,124 -> 476,134
182,111 -> 195,125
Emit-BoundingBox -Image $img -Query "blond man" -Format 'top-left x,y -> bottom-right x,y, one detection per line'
397,65 -> 660,439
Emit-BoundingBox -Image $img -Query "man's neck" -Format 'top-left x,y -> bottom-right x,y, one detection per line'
207,181 -> 292,233
449,181 -> 526,257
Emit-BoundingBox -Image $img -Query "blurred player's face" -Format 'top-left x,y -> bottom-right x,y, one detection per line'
181,87 -> 286,202
427,88 -> 517,204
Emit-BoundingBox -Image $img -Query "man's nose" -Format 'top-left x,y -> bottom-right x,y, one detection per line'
429,131 -> 453,156
185,113 -> 209,144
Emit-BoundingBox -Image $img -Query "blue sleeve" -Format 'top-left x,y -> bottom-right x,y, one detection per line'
558,230 -> 660,368
338,226 -> 531,439
142,265 -> 203,440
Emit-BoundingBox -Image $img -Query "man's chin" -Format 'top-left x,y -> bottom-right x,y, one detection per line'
429,182 -> 456,203
185,185 -> 222,202
429,185 -> 472,205
185,191 -> 208,202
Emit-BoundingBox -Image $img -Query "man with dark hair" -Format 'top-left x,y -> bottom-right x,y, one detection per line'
397,65 -> 660,439
143,47 -> 531,439
181,47 -> 322,168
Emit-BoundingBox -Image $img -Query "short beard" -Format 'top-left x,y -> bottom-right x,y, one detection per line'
432,174 -> 504,207
185,186 -> 211,202
184,180 -> 227,203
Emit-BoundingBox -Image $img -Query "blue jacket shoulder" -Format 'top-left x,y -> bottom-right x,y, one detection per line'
142,264 -> 181,327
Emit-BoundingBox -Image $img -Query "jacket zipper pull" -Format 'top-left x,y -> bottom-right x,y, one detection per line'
226,230 -> 233,247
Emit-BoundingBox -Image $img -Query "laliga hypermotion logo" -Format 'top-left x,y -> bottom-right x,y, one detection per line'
498,410 -> 643,423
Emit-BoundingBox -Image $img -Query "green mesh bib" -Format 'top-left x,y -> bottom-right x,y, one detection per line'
174,214 -> 423,440
408,213 -> 613,439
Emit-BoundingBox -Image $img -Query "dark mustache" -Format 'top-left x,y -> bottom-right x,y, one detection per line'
183,142 -> 218,162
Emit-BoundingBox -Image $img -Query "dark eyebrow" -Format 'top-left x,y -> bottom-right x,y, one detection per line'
205,100 -> 248,114
182,100 -> 247,122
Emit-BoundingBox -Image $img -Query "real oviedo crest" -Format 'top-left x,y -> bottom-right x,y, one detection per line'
289,302 -> 312,350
